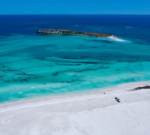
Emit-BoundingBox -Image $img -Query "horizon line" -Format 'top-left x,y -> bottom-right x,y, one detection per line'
0,14 -> 150,16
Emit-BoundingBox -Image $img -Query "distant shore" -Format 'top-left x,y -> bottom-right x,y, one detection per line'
36,29 -> 112,37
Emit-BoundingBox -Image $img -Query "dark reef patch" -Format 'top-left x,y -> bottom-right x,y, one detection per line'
83,39 -> 113,44
91,40 -> 113,44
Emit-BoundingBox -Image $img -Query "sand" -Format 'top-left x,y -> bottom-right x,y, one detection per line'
0,81 -> 150,135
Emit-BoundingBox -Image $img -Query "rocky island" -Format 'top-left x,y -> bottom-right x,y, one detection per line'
36,29 -> 112,38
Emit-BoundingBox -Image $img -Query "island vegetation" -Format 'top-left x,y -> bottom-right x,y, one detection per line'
36,29 -> 112,38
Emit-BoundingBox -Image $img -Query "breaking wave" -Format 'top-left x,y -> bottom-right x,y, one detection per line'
108,36 -> 127,42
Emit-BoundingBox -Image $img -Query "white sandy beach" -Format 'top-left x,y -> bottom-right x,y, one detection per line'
0,81 -> 150,135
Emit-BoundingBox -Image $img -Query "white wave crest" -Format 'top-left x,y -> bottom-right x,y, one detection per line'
108,36 -> 126,42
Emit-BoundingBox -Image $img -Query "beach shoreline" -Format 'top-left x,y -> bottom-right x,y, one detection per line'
0,81 -> 150,111
0,81 -> 150,135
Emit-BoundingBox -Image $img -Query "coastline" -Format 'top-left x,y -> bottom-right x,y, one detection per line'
0,81 -> 150,135
0,81 -> 150,111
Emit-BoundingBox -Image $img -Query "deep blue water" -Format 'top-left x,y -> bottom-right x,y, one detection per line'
0,15 -> 150,103
0,15 -> 150,40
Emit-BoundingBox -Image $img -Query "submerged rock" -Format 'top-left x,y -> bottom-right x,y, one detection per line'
36,29 -> 112,38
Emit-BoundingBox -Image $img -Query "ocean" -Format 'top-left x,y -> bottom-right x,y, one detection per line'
0,15 -> 150,103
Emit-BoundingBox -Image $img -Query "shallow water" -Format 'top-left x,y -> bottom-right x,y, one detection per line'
0,15 -> 150,103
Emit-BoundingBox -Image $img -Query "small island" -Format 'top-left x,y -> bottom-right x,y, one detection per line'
36,29 -> 112,38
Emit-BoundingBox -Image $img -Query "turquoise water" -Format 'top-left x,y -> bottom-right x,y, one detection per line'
0,15 -> 150,103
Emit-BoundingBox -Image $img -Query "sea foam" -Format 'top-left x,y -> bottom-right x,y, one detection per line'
108,35 -> 126,42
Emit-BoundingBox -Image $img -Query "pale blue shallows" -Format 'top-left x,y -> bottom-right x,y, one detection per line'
0,15 -> 150,103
